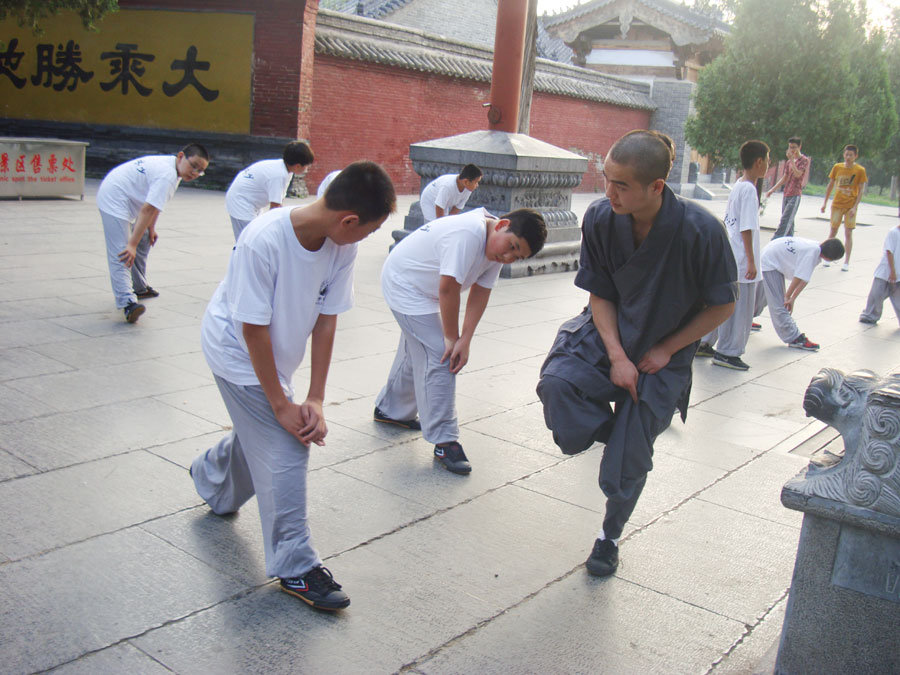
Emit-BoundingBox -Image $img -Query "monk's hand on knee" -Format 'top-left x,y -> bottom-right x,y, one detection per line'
610,356 -> 639,403
637,344 -> 671,375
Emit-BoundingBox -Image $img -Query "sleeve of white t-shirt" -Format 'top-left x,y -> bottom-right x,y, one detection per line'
434,184 -> 455,213
145,175 -> 177,212
226,245 -> 276,326
885,228 -> 900,257
266,173 -> 287,205
439,229 -> 484,285
319,244 -> 358,315
738,184 -> 759,232
794,249 -> 819,282
474,262 -> 502,289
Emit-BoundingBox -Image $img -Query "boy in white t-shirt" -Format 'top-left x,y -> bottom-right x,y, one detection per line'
760,237 -> 844,349
225,141 -> 314,240
375,208 -> 546,474
316,168 -> 343,199
419,164 -> 483,222
97,143 -> 209,323
191,162 -> 395,611
697,140 -> 769,371
860,223 -> 900,325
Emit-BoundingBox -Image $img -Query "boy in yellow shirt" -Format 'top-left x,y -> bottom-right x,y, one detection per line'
821,144 -> 867,271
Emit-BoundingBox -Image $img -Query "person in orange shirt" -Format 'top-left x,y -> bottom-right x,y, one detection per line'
820,144 -> 867,271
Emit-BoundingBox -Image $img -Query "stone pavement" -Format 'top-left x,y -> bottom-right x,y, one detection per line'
1,184 -> 898,675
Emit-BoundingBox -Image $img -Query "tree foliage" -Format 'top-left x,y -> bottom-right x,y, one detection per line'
685,0 -> 898,171
0,0 -> 118,35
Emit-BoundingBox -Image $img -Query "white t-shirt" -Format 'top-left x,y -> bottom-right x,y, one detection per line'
96,155 -> 181,222
201,207 -> 357,395
316,170 -> 342,199
225,159 -> 293,221
875,227 -> 900,281
761,236 -> 821,282
420,174 -> 472,222
724,180 -> 761,282
382,208 -> 501,315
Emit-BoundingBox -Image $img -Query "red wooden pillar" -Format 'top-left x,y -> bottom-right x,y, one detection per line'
487,0 -> 528,132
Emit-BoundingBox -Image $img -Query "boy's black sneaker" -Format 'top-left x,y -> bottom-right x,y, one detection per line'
434,441 -> 471,474
788,334 -> 819,351
859,317 -> 877,325
751,322 -> 762,332
124,302 -> 145,324
373,406 -> 421,430
694,342 -> 715,358
280,566 -> 350,610
135,286 -> 159,299
712,352 -> 750,371
586,538 -> 619,577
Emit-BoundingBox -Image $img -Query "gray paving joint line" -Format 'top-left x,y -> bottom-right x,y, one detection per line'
705,586 -> 791,675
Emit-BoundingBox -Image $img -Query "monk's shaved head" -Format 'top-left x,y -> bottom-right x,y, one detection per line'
607,130 -> 675,185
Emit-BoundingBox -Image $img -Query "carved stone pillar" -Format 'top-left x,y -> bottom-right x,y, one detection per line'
395,129 -> 588,278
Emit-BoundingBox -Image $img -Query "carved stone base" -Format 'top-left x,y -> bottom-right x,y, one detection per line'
395,130 -> 588,276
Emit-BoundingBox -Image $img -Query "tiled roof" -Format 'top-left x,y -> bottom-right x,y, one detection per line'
320,0 -> 418,20
543,0 -> 730,37
315,10 -> 655,111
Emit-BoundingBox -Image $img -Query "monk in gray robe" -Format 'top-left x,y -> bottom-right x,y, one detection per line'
537,130 -> 738,576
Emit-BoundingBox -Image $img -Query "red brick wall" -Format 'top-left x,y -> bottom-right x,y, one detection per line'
309,54 -> 651,194
119,0 -> 317,138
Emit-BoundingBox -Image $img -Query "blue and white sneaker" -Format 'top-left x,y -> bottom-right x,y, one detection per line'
434,441 -> 471,474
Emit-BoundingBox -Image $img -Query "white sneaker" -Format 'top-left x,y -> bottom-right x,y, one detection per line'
841,263 -> 850,272
822,261 -> 831,267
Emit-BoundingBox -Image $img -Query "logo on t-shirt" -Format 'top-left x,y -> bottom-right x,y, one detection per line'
242,170 -> 255,180
316,281 -> 328,306
785,239 -> 796,254
135,159 -> 146,175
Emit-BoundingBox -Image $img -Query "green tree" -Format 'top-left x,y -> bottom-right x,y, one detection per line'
685,0 -> 896,170
0,0 -> 118,35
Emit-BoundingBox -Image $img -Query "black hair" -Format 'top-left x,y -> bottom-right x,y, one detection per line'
844,144 -> 859,155
788,137 -> 802,146
324,161 -> 396,224
820,238 -> 845,261
182,143 -> 209,161
739,140 -> 769,169
458,164 -> 483,181
607,130 -> 675,185
501,208 -> 546,258
283,141 -> 314,167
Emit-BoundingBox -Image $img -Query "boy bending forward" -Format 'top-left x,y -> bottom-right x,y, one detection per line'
191,162 -> 396,610
375,207 -> 547,474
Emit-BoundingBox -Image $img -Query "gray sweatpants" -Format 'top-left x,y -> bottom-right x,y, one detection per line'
702,283 -> 765,346
230,216 -> 251,241
100,210 -> 152,308
860,278 -> 900,324
762,270 -> 802,343
773,195 -> 801,239
702,281 -> 758,357
191,375 -> 321,579
375,310 -> 459,444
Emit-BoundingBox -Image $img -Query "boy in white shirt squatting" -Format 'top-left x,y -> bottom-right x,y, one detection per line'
698,140 -> 769,371
375,207 -> 547,474
860,223 -> 900,325
419,164 -> 483,222
97,143 -> 209,323
225,141 -> 315,240
760,237 -> 845,349
191,162 -> 396,611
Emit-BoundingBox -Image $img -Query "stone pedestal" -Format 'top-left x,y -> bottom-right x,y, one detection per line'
775,367 -> 900,675
396,130 -> 588,278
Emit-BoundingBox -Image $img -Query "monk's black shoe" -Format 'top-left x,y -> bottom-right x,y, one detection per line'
586,538 -> 619,577
374,406 -> 421,430
434,441 -> 471,474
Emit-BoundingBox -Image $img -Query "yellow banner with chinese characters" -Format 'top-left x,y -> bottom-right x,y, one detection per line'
0,9 -> 252,133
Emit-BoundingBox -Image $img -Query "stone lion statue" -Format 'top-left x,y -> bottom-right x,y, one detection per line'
785,367 -> 900,518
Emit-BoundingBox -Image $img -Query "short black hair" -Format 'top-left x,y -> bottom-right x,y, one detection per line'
739,140 -> 769,169
820,238 -> 845,261
607,130 -> 675,185
458,164 -> 482,181
501,208 -> 546,258
182,143 -> 208,161
283,141 -> 314,167
844,144 -> 859,155
324,161 -> 396,224
788,137 -> 802,146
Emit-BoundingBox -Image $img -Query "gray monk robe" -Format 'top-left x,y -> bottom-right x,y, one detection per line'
537,186 -> 737,538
